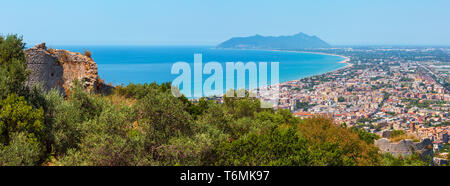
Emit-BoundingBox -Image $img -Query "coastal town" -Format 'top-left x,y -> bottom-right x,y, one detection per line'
256,47 -> 450,161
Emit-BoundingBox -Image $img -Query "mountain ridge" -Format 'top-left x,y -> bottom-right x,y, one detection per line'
216,32 -> 330,50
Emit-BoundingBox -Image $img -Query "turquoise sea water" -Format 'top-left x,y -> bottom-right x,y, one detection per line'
54,46 -> 345,97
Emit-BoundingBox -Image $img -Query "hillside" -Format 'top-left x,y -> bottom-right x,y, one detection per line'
0,34 -> 430,166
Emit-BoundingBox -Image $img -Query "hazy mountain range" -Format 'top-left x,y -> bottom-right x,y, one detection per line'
217,32 -> 330,50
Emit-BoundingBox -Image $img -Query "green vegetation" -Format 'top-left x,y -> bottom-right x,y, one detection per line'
0,34 -> 29,99
0,34 -> 433,166
439,143 -> 449,154
390,130 -> 405,138
350,127 -> 380,144
295,101 -> 316,111
381,153 -> 430,166
0,94 -> 45,145
357,117 -> 371,124
215,116 -> 382,166
0,35 -> 47,165
399,77 -> 414,82
402,98 -> 446,109
389,130 -> 420,142
370,76 -> 382,81
386,111 -> 396,116
435,121 -> 450,127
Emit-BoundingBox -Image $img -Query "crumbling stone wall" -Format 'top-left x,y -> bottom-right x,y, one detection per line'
25,43 -> 65,93
375,138 -> 433,157
25,43 -> 101,95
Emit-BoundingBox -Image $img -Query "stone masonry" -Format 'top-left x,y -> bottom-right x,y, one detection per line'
375,138 -> 433,158
25,43 -> 100,95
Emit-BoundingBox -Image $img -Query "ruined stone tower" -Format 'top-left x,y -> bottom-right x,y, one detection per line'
25,43 -> 100,95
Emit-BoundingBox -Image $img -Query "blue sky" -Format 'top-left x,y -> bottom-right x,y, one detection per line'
1,0 -> 449,46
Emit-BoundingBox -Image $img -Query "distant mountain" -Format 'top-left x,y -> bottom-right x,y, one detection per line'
217,32 -> 330,50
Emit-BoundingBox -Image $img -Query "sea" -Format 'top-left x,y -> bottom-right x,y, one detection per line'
52,46 -> 346,97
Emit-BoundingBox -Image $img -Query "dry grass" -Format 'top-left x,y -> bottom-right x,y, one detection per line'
390,133 -> 420,142
106,93 -> 136,106
59,52 -> 69,64
47,47 -> 54,54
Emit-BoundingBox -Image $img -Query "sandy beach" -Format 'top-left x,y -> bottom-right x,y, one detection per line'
267,49 -> 352,69
257,49 -> 354,87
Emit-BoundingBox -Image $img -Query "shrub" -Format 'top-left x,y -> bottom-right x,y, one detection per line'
388,130 -> 419,142
155,133 -> 218,166
0,132 -> 43,166
51,99 -> 84,155
55,101 -> 147,166
69,81 -> 106,120
57,130 -> 142,166
0,94 -> 45,145
223,89 -> 264,119
194,103 -> 233,137
275,109 -> 300,124
215,126 -> 309,166
390,133 -> 420,143
83,50 -> 92,58
297,116 -> 381,166
133,91 -> 192,143
389,130 -> 405,138
350,127 -> 380,144
381,153 -> 429,166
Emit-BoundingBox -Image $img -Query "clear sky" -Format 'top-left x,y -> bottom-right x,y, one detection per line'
1,0 -> 449,46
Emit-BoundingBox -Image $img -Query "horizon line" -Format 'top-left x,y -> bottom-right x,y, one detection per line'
25,43 -> 450,48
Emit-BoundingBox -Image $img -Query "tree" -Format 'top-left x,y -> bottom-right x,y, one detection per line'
0,94 -> 45,145
0,34 -> 29,99
215,126 -> 310,166
133,89 -> 192,143
223,89 -> 263,119
350,127 -> 380,144
0,35 -> 46,166
297,116 -> 381,166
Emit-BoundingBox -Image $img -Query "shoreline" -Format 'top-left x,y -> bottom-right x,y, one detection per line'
264,49 -> 352,70
265,49 -> 352,90
216,47 -> 353,77
196,48 -> 354,100
96,46 -> 353,99
216,48 -> 352,84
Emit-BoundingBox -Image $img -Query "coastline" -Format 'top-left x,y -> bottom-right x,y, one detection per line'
215,47 -> 352,76
215,48 -> 352,84
267,49 -> 352,70
93,46 -> 353,99
201,48 -> 353,100
267,49 -> 352,89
